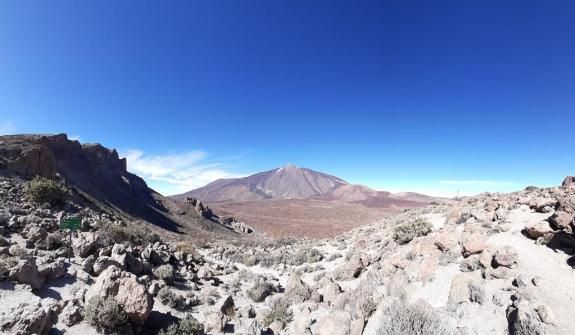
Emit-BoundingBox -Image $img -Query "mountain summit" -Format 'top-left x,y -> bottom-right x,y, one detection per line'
173,164 -> 348,202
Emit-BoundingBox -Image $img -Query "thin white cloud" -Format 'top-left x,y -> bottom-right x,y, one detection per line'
439,179 -> 516,186
121,149 -> 244,195
69,135 -> 82,142
0,121 -> 15,135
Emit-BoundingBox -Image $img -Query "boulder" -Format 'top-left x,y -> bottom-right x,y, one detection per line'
462,238 -> 487,257
508,308 -> 544,335
72,232 -> 98,258
60,302 -> 83,326
525,222 -> 554,239
417,254 -> 439,281
196,265 -> 212,280
82,254 -> 96,273
37,260 -> 67,280
217,295 -> 235,317
548,211 -> 573,233
92,256 -> 122,275
447,272 -> 485,309
493,246 -> 518,268
234,318 -> 262,335
335,254 -> 366,280
26,226 -> 47,243
85,266 -> 153,325
9,257 -> 45,289
536,304 -> 555,325
203,311 -> 227,333
434,232 -> 458,252
316,311 -> 351,335
284,274 -> 314,304
0,299 -> 58,335
323,282 -> 342,305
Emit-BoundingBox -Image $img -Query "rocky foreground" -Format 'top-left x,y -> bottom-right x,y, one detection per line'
1,174 -> 575,334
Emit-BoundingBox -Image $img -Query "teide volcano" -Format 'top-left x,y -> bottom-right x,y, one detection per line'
173,164 -> 348,202
173,164 -> 438,238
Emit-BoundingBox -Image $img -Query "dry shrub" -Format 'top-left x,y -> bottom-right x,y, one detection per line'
393,218 -> 432,244
375,300 -> 454,335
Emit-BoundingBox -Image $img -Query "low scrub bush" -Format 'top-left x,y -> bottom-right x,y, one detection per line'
25,177 -> 66,206
153,265 -> 175,284
84,296 -> 129,334
375,300 -> 454,335
247,279 -> 276,302
289,248 -> 322,266
393,218 -> 432,244
263,302 -> 293,327
174,242 -> 198,257
98,222 -> 160,247
159,314 -> 205,335
45,233 -> 65,250
157,287 -> 188,311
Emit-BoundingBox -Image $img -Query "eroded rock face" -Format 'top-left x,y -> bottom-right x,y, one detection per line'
85,266 -> 153,325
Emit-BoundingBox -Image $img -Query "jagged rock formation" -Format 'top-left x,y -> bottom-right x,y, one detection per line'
0,134 -> 244,240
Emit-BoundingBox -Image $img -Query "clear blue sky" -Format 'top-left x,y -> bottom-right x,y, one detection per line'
1,1 -> 574,196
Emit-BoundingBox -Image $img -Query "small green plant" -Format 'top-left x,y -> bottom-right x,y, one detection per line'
84,296 -> 129,334
393,218 -> 432,244
263,302 -> 293,327
159,314 -> 205,335
25,176 -> 66,205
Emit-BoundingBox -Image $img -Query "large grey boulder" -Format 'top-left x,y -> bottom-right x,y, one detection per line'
9,257 -> 45,289
85,266 -> 153,325
0,298 -> 58,335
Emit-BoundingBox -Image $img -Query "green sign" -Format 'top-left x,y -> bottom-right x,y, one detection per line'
60,217 -> 81,230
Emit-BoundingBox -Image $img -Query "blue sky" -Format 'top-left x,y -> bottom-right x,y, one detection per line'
1,1 -> 574,196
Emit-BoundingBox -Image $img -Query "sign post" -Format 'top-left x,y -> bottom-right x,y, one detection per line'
59,217 -> 81,262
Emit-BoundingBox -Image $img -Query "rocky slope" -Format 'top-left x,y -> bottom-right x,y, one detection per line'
0,134 -> 254,241
2,168 -> 575,334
